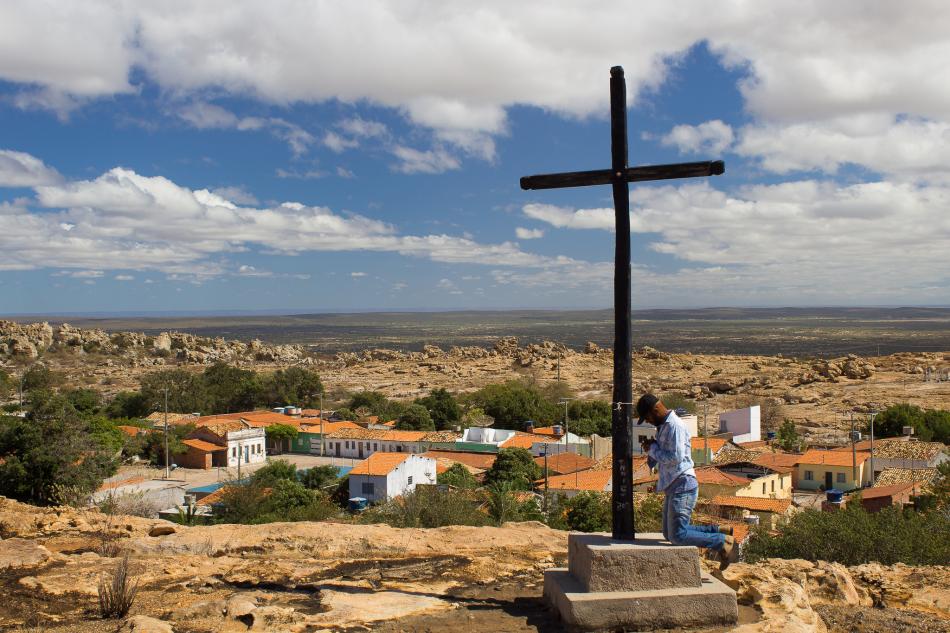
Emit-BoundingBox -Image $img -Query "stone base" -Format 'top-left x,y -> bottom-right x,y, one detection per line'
544,568 -> 738,632
569,532 -> 702,592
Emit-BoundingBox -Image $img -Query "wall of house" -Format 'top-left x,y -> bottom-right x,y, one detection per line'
698,482 -> 744,499
386,455 -> 437,499
733,472 -> 792,499
348,474 -> 387,503
797,462 -> 870,491
718,406 -> 761,443
224,428 -> 266,468
326,439 -> 424,459
176,447 -> 212,469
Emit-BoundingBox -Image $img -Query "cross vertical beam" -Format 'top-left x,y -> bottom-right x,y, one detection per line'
609,66 -> 634,540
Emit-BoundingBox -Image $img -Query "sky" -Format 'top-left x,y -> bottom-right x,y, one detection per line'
1,1 -> 949,314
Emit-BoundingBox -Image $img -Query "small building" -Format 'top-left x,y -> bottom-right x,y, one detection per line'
858,480 -> 928,513
535,451 -> 596,475
832,438 -> 948,481
709,495 -> 793,529
718,406 -> 761,443
187,420 -> 266,469
348,453 -> 437,503
690,437 -> 739,466
796,449 -> 872,492
177,438 -> 227,469
325,429 -> 459,459
752,452 -> 803,489
695,466 -> 759,499
715,462 -> 793,499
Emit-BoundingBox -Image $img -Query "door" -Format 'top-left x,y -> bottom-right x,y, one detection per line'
359,443 -> 364,458
335,442 -> 341,457
245,446 -> 250,463
824,472 -> 833,489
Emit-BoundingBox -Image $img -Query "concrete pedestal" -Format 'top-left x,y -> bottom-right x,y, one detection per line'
544,532 -> 737,631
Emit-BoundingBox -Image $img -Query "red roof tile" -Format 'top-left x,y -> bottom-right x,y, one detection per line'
711,495 -> 792,513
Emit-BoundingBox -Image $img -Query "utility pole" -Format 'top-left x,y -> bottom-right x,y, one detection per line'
163,388 -> 170,480
703,403 -> 709,466
543,446 -> 549,511
558,398 -> 574,447
851,411 -> 860,487
869,410 -> 878,486
319,392 -> 325,457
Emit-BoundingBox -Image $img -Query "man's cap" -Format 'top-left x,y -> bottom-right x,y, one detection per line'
635,394 -> 659,424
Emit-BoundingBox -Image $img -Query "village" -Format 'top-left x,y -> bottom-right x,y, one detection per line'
100,397 -> 949,541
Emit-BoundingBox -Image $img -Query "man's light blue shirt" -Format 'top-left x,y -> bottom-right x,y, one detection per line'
646,410 -> 697,493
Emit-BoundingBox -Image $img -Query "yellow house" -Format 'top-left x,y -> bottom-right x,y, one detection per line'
797,450 -> 872,492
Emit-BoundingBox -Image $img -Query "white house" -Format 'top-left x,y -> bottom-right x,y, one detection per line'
460,427 -> 518,446
718,406 -> 761,443
187,419 -> 266,469
324,429 -> 458,459
631,414 -> 699,455
348,453 -> 437,503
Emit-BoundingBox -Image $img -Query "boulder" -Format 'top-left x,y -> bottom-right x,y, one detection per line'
148,524 -> 177,537
121,615 -> 174,633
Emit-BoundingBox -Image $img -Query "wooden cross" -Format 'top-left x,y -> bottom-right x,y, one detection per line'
520,66 -> 725,540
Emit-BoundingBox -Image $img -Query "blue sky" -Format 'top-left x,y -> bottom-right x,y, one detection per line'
1,2 -> 948,314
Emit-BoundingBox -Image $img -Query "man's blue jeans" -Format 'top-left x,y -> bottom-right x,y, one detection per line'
663,487 -> 726,551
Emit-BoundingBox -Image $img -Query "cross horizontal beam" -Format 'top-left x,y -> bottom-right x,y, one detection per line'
520,160 -> 724,191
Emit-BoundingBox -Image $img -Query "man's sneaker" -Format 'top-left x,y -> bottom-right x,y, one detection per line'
718,535 -> 736,571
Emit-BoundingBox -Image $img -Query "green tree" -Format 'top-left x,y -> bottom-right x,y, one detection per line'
564,491 -> 612,532
347,391 -> 404,420
22,365 -> 60,393
776,419 -> 803,452
437,462 -> 478,489
300,465 -> 340,491
415,388 -> 461,430
567,399 -> 612,437
265,367 -> 324,407
65,388 -> 102,415
396,404 -> 435,431
360,485 -> 489,528
140,369 -> 210,415
467,380 -> 558,428
105,391 -> 151,419
487,482 -> 543,525
142,423 -> 195,467
202,363 -> 264,413
461,406 -> 493,428
483,447 -> 541,491
252,459 -> 298,486
265,423 -> 299,452
0,369 -> 13,399
333,407 -> 356,421
0,401 -> 117,505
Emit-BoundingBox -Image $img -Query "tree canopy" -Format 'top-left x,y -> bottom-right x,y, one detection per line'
396,404 -> 435,431
483,447 -> 541,490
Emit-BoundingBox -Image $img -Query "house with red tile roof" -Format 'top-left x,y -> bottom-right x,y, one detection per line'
708,495 -> 794,529
348,452 -> 437,503
185,419 -> 266,470
857,480 -> 929,513
534,451 -> 596,475
797,449 -> 872,491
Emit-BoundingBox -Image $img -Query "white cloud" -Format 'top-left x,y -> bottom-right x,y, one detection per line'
336,167 -> 355,179
276,168 -> 327,180
390,145 -> 460,174
523,203 -> 614,231
350,271 -> 367,277
437,278 -> 463,295
339,117 -> 388,139
661,120 -> 734,154
114,274 -> 134,281
212,186 -> 259,206
0,150 -> 63,187
322,131 -> 359,153
515,227 -> 544,239
178,103 -> 314,156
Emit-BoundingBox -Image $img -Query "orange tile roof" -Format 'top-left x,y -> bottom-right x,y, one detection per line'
798,449 -> 871,467
240,411 -> 302,427
694,466 -> 750,486
145,411 -> 196,425
300,420 -> 362,433
196,420 -> 249,437
873,467 -> 941,488
534,452 -> 596,475
500,432 -> 557,449
711,495 -> 792,513
544,469 -> 612,492
858,480 -> 926,500
349,452 -> 413,476
752,452 -> 802,473
196,486 -> 233,506
182,438 -> 226,452
117,425 -> 144,438
691,437 -> 732,453
421,450 -> 497,470
531,426 -> 564,436
832,438 -> 947,460
325,428 -> 428,441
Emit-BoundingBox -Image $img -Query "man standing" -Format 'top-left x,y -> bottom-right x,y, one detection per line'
636,393 -> 736,570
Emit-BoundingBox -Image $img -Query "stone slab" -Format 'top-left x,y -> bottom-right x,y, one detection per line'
544,568 -> 738,632
568,532 -> 701,592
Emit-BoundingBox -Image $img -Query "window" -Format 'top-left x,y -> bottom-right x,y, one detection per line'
762,483 -> 766,494
232,447 -> 237,458
804,470 -> 814,481
407,476 -> 413,485
361,482 -> 375,495
836,472 -> 846,483
771,480 -> 775,493
374,443 -> 378,451
780,478 -> 784,489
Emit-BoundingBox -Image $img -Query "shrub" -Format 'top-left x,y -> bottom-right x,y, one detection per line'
360,486 -> 489,528
251,459 -> 297,486
742,502 -> 950,566
437,463 -> 478,490
487,482 -> 543,525
776,419 -> 803,452
97,554 -> 139,619
396,404 -> 435,431
870,404 -> 950,443
466,380 -> 559,427
96,490 -> 160,518
483,447 -> 541,491
659,392 -> 696,415
564,492 -> 611,532
300,464 -> 340,491
415,388 -> 461,430
213,479 -> 338,524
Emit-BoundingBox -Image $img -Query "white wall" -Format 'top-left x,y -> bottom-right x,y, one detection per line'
460,427 -> 517,444
225,428 -> 266,467
348,455 -> 436,502
718,406 -> 761,443
326,438 -> 422,459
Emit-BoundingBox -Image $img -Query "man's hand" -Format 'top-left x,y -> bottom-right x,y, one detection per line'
640,437 -> 655,451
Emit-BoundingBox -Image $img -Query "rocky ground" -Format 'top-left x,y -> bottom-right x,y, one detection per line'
0,498 -> 947,632
3,321 -> 950,444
